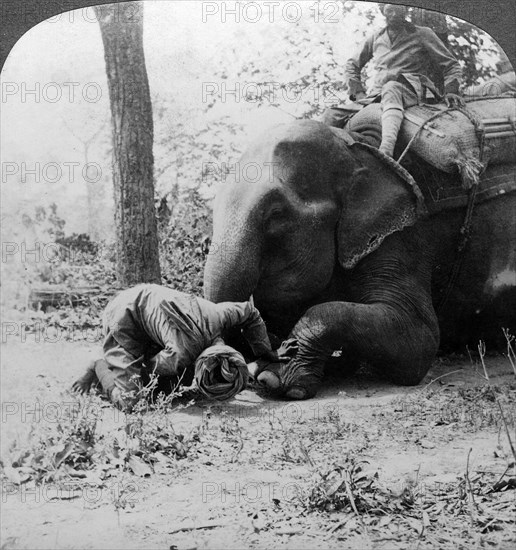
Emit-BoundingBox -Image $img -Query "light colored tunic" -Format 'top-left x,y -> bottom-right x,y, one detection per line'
345,24 -> 462,99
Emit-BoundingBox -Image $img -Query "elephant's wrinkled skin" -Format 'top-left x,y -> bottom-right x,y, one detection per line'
203,120 -> 516,399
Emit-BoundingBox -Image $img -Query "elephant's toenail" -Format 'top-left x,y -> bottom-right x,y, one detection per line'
286,388 -> 306,400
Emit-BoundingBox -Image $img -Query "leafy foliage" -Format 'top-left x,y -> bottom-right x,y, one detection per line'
203,1 -> 507,121
153,93 -> 245,196
158,187 -> 212,295
202,1 -> 377,119
2,394 -> 104,485
446,17 -> 502,87
0,385 -> 197,489
1,202 -> 117,340
56,233 -> 99,258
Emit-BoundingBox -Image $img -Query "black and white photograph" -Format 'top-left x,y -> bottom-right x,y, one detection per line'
1,1 -> 515,548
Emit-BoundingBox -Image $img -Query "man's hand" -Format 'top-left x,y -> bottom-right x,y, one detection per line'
444,93 -> 465,109
260,338 -> 298,363
277,338 -> 299,360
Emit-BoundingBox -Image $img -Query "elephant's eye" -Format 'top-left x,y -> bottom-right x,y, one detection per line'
265,206 -> 290,237
268,207 -> 285,219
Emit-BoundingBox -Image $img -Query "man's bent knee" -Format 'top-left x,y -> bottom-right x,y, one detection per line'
381,82 -> 405,109
320,108 -> 351,129
381,81 -> 418,110
382,81 -> 405,94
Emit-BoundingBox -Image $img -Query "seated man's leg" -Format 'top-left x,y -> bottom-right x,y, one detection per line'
379,81 -> 418,157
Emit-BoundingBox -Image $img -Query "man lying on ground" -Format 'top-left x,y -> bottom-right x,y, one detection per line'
72,284 -> 297,410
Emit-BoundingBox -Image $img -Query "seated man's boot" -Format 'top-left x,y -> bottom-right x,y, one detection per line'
379,107 -> 404,157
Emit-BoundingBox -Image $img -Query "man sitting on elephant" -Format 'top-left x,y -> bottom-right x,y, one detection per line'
322,3 -> 464,157
72,284 -> 297,410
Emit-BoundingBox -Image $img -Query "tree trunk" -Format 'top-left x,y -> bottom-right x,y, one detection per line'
95,2 -> 161,285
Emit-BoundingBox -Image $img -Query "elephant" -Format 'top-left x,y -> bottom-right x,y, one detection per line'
203,119 -> 516,400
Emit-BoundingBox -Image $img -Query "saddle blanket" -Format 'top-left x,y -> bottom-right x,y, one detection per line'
419,162 -> 516,214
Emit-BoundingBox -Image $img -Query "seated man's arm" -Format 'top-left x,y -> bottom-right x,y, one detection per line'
421,27 -> 463,103
345,34 -> 374,100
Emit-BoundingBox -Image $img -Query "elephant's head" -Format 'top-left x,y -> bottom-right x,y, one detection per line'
204,120 -> 422,339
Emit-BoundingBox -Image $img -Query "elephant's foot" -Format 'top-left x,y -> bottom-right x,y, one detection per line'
283,387 -> 308,399
249,361 -> 309,397
257,366 -> 308,399
256,357 -> 322,400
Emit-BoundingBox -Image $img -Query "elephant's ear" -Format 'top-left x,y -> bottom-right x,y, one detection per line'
337,143 -> 427,270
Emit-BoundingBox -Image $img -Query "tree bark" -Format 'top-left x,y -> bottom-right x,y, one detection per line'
95,2 -> 161,285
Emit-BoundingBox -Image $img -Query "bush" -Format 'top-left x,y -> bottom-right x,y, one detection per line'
56,233 -> 99,259
159,187 -> 212,295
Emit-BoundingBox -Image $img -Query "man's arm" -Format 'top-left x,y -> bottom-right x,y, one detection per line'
218,301 -> 273,357
216,302 -> 298,362
345,34 -> 375,100
421,27 -> 462,96
146,347 -> 181,377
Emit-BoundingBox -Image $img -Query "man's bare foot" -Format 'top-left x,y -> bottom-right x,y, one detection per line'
71,360 -> 99,394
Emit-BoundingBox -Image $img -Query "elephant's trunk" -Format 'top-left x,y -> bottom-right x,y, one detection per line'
203,234 -> 261,304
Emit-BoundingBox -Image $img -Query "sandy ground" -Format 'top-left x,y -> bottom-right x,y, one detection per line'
1,339 -> 515,549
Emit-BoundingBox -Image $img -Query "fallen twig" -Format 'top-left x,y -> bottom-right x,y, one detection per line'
168,519 -> 232,534
478,341 -> 516,464
230,431 -> 244,463
495,401 -> 516,464
465,447 -> 478,525
502,328 -> 516,377
478,341 -> 489,381
344,470 -> 367,533
299,441 -> 314,468
275,527 -> 303,536
420,369 -> 466,391
328,520 -> 349,534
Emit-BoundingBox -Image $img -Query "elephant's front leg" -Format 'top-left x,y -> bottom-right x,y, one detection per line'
278,300 -> 438,398
267,235 -> 440,399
